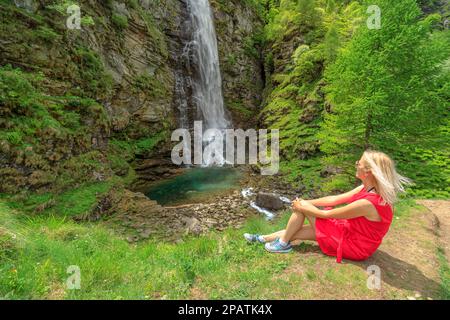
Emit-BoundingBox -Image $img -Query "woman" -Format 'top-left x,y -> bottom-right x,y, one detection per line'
244,150 -> 413,263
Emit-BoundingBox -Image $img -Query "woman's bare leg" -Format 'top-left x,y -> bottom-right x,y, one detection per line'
261,224 -> 316,244
260,209 -> 316,243
260,230 -> 285,242
289,225 -> 316,245
261,209 -> 307,242
279,209 -> 307,243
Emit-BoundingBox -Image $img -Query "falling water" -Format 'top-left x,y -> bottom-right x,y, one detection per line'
185,0 -> 230,165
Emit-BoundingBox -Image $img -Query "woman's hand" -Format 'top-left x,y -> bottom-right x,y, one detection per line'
300,199 -> 313,207
291,198 -> 307,212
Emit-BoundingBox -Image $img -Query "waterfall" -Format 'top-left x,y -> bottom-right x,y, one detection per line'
185,0 -> 231,166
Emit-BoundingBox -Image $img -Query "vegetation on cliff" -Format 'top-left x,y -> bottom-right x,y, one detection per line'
258,0 -> 449,198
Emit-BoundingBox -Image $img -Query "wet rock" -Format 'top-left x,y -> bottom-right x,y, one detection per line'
255,192 -> 285,211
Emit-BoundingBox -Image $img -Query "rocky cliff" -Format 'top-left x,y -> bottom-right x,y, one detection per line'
0,0 -> 264,194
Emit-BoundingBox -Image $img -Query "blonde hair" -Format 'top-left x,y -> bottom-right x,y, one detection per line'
361,150 -> 413,206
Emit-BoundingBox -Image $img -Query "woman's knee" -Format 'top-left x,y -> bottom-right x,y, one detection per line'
292,208 -> 304,216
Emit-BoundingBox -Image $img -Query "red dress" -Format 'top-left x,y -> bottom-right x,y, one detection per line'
315,187 -> 393,263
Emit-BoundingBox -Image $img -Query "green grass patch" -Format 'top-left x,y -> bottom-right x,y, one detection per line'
0,190 -> 442,299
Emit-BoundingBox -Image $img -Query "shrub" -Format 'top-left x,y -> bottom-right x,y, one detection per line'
111,13 -> 128,30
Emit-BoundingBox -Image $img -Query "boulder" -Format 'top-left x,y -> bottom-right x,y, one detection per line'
255,192 -> 285,211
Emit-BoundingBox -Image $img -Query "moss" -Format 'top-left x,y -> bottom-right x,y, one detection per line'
111,13 -> 128,30
109,128 -> 168,159
72,47 -> 114,98
243,36 -> 260,59
132,74 -> 168,99
226,100 -> 254,120
135,6 -> 169,59
0,65 -> 116,194
279,158 -> 323,193
134,130 -> 168,156
223,53 -> 238,73
33,26 -> 61,42
107,154 -> 130,176
54,151 -> 110,189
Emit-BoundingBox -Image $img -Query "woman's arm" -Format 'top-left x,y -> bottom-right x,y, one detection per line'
305,185 -> 364,207
293,199 -> 378,220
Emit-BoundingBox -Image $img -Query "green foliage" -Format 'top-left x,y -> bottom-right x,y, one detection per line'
243,28 -> 265,59
135,132 -> 166,156
259,0 -> 363,192
258,0 -> 448,198
0,65 -> 41,116
226,53 -> 237,68
226,100 -> 254,120
0,65 -> 115,193
45,1 -> 95,28
111,13 -> 128,30
132,74 -> 168,99
73,47 -> 113,98
264,0 -> 323,42
46,0 -> 79,14
46,181 -> 112,217
319,0 -> 450,195
109,129 -> 168,159
81,15 -> 95,27
135,6 -> 169,59
34,26 -> 61,41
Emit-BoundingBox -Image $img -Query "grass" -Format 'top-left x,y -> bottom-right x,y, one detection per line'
0,197 -> 446,299
2,181 -> 113,217
437,247 -> 450,299
0,200 -> 289,299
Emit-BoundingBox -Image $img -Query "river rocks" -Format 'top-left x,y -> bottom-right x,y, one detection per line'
255,192 -> 285,210
89,185 -> 256,243
67,166 -> 305,243
182,216 -> 202,235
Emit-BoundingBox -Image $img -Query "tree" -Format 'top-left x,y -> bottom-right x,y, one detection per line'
319,0 -> 450,172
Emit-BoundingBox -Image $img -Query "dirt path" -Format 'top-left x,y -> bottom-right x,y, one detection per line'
416,200 -> 450,262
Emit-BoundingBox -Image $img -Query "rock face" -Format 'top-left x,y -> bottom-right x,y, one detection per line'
1,1 -> 267,242
255,192 -> 285,210
0,0 -> 264,194
210,0 -> 265,129
13,0 -> 38,13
